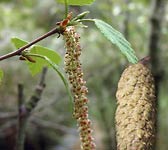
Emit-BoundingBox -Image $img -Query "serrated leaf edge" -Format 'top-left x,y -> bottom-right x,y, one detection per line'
94,19 -> 138,64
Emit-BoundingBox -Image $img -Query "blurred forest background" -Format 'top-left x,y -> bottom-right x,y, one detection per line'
0,0 -> 168,150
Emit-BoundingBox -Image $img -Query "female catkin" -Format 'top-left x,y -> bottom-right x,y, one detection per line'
115,63 -> 156,150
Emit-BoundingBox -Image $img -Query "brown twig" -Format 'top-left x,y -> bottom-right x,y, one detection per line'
0,27 -> 64,61
25,67 -> 47,113
139,56 -> 151,65
15,67 -> 48,150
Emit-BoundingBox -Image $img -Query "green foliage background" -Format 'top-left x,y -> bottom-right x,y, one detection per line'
0,0 -> 168,149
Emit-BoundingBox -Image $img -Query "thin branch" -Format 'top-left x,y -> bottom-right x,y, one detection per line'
25,67 -> 47,113
0,27 -> 64,61
16,83 -> 26,150
18,83 -> 24,107
39,67 -> 48,86
15,68 -> 48,150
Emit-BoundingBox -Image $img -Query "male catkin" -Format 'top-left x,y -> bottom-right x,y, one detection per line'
63,26 -> 96,150
115,63 -> 156,150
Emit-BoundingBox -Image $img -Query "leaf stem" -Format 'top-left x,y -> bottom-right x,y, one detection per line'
0,26 -> 64,61
79,18 -> 95,23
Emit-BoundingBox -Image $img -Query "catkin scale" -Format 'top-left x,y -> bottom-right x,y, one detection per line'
115,63 -> 156,150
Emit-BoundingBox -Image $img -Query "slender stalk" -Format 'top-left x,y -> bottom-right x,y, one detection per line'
16,117 -> 27,150
0,27 -> 63,61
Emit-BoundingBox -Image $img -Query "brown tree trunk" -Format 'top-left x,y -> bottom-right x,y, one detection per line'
148,0 -> 166,149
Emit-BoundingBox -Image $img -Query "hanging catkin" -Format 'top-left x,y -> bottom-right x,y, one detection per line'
115,62 -> 156,150
63,26 -> 96,150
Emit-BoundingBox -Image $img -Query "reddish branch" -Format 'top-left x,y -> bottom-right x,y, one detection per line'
0,27 -> 64,61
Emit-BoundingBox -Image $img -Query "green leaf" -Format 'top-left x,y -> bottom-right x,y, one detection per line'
94,19 -> 138,64
56,0 -> 95,5
11,37 -> 62,75
11,37 -> 28,48
27,46 -> 62,76
0,69 -> 3,84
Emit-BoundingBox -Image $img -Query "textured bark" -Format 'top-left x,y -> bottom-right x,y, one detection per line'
149,0 -> 166,99
148,0 -> 166,149
115,63 -> 156,150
